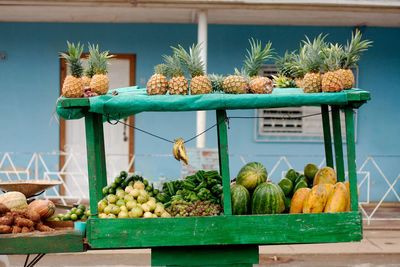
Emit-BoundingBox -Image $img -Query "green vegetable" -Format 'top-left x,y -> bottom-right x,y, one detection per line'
183,180 -> 196,191
211,184 -> 223,196
155,193 -> 170,203
198,188 -> 212,201
120,171 -> 128,178
171,195 -> 184,202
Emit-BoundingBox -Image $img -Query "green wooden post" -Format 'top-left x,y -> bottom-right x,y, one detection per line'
344,106 -> 359,211
331,106 -> 345,182
321,104 -> 334,168
85,112 -> 108,217
216,110 -> 232,215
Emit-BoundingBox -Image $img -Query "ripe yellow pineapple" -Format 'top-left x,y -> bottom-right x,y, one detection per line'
146,64 -> 169,95
321,44 -> 344,92
244,38 -> 274,94
222,73 -> 249,94
60,41 -> 84,98
88,44 -> 114,95
338,30 -> 373,89
300,34 -> 327,93
163,54 -> 189,95
173,44 -> 212,95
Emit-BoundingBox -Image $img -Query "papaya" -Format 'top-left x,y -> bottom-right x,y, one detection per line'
323,184 -> 334,196
313,167 -> 337,186
344,181 -> 359,211
303,184 -> 329,213
324,182 -> 348,213
290,188 -> 311,214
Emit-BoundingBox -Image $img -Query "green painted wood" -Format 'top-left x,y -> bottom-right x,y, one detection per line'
87,212 -> 362,249
345,106 -> 359,212
0,230 -> 84,255
331,106 -> 345,182
151,245 -> 258,266
321,105 -> 334,168
59,98 -> 90,108
216,110 -> 232,216
85,113 -> 108,217
346,90 -> 371,102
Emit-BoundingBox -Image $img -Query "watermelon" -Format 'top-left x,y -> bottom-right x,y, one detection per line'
230,184 -> 250,215
285,169 -> 297,183
236,162 -> 268,191
278,178 -> 293,197
251,182 -> 285,214
293,180 -> 308,193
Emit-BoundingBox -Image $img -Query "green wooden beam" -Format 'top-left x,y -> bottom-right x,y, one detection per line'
321,105 -> 334,168
216,110 -> 232,216
87,212 -> 362,249
344,106 -> 359,212
331,106 -> 345,182
0,230 -> 84,254
58,98 -> 90,108
152,245 -> 258,266
85,113 -> 108,217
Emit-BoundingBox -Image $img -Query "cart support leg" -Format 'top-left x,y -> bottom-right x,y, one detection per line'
344,106 -> 359,211
85,113 -> 108,217
321,104 -> 334,168
331,105 -> 345,182
152,245 -> 258,266
216,109 -> 232,215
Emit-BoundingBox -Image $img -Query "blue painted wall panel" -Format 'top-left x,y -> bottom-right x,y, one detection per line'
0,23 -> 399,201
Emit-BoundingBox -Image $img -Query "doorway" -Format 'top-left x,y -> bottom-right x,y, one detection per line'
59,54 -> 136,196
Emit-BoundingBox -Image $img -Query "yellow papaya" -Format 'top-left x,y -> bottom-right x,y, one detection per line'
313,167 -> 337,186
323,184 -> 334,197
303,184 -> 329,213
344,181 -> 359,211
324,182 -> 348,213
290,188 -> 311,214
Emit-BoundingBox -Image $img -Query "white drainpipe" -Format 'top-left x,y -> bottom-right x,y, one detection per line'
196,10 -> 207,148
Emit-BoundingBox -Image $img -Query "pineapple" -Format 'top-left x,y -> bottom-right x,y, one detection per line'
274,50 -> 298,88
163,54 -> 189,95
300,34 -> 327,93
173,44 -> 212,95
208,73 -> 224,92
244,38 -> 275,94
339,30 -> 373,89
272,74 -> 297,88
88,44 -> 114,95
60,41 -> 84,98
146,64 -> 169,95
292,51 -> 307,88
321,44 -> 345,92
222,68 -> 250,94
82,58 -> 95,87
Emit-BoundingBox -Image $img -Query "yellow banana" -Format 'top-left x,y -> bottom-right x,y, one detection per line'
172,138 -> 188,165
172,140 -> 180,161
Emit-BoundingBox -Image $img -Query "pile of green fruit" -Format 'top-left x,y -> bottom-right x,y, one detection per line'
98,180 -> 171,219
166,200 -> 222,217
102,171 -> 159,197
52,205 -> 90,221
157,170 -> 223,207
277,163 -> 319,211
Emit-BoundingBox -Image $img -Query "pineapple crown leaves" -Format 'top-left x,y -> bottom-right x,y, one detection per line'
153,64 -> 169,76
272,74 -> 297,88
275,50 -> 298,78
171,43 -> 205,78
322,43 -> 345,72
300,33 -> 328,73
207,73 -> 225,92
341,29 -> 373,69
234,67 -> 250,81
162,54 -> 185,78
60,41 -> 84,78
88,43 -> 114,74
84,58 -> 95,78
243,38 -> 275,77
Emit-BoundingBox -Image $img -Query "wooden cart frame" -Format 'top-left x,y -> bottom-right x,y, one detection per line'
1,89 -> 370,267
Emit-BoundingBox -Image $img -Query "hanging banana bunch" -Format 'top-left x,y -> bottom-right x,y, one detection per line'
173,138 -> 188,164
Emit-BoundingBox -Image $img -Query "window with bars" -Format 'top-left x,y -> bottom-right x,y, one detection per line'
255,65 -> 358,142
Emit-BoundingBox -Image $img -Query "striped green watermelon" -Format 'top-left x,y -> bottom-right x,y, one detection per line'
251,182 -> 285,214
236,162 -> 268,192
230,184 -> 250,215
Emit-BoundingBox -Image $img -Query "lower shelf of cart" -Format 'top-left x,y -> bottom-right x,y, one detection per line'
0,230 -> 85,254
87,211 -> 362,249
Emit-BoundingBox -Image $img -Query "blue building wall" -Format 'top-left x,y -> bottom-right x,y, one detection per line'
0,22 -> 399,201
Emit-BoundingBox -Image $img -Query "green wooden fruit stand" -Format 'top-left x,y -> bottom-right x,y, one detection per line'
1,87 -> 370,267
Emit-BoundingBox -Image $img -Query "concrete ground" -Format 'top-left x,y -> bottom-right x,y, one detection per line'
7,230 -> 400,267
